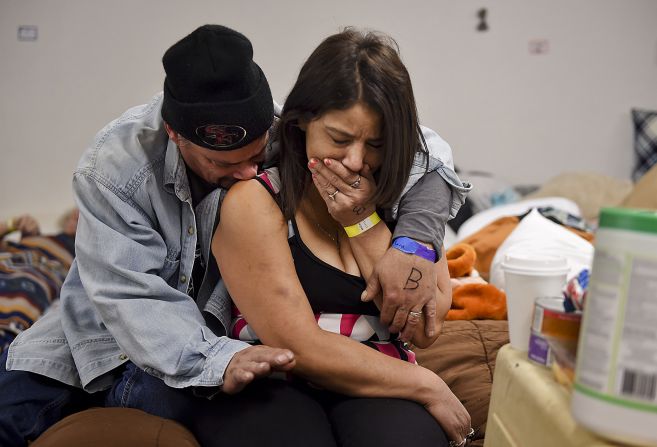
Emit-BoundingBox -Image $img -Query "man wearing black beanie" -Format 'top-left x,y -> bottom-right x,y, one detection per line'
0,24 -> 468,445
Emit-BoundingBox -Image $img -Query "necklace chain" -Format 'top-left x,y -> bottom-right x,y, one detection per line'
313,221 -> 339,248
304,195 -> 340,248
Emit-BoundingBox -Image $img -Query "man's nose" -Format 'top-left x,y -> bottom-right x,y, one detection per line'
232,162 -> 258,180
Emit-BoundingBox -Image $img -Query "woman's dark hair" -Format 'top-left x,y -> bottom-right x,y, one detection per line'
278,28 -> 428,219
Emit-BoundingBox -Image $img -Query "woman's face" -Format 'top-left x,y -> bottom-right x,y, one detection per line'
304,102 -> 383,174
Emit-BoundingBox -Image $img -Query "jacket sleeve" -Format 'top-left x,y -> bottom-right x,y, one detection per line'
393,170 -> 451,256
392,126 -> 471,253
72,171 -> 249,389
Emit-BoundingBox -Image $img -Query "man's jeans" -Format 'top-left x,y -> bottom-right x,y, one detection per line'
0,350 -> 198,446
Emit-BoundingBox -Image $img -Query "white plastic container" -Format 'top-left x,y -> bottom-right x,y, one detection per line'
572,208 -> 657,446
501,253 -> 569,351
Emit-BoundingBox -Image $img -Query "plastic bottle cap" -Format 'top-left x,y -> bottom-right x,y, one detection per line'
599,207 -> 657,234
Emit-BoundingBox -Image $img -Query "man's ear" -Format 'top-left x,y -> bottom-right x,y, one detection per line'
164,122 -> 180,144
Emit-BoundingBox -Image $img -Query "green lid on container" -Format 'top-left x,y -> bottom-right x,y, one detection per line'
598,208 -> 657,234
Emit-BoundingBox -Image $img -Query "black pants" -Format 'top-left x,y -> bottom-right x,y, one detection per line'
1,352 -> 448,447
191,378 -> 449,447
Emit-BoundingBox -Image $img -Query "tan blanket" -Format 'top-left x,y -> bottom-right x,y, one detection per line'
414,320 -> 510,446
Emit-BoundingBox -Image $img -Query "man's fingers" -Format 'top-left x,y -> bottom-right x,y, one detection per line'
241,346 -> 295,368
388,306 -> 410,334
362,273 -> 382,303
423,300 -> 437,338
221,369 -> 254,395
222,346 -> 295,395
378,301 -> 396,327
399,307 -> 423,342
242,360 -> 273,377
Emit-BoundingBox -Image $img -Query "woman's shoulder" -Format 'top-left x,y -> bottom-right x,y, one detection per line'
224,168 -> 281,201
217,172 -> 288,251
220,171 -> 285,229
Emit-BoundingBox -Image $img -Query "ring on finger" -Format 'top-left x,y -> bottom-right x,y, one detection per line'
350,175 -> 361,189
328,189 -> 339,201
466,428 -> 475,439
408,310 -> 423,318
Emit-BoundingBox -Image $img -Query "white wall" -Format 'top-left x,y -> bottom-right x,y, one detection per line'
2,0 -> 657,230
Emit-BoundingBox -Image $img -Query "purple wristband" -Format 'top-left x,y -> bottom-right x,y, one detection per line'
392,237 -> 437,262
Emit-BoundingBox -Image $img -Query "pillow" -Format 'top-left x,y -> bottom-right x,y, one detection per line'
621,162 -> 657,210
489,209 -> 593,289
523,172 -> 633,222
456,196 -> 581,241
632,109 -> 657,181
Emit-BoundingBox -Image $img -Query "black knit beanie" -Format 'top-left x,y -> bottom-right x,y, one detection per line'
161,25 -> 273,151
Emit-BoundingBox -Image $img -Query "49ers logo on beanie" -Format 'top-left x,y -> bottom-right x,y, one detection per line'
161,25 -> 273,151
196,124 -> 247,148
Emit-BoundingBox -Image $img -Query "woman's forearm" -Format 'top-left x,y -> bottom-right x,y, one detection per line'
282,325 -> 440,403
345,217 -> 391,281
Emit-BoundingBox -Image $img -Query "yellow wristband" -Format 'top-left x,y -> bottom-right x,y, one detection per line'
6,218 -> 16,232
343,212 -> 381,238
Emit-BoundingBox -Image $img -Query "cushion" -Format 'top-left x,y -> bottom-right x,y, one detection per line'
414,320 -> 509,446
523,172 -> 632,222
31,407 -> 199,447
632,109 -> 657,181
622,162 -> 657,210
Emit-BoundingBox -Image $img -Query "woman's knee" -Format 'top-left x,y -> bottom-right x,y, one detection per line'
328,397 -> 449,447
193,379 -> 337,447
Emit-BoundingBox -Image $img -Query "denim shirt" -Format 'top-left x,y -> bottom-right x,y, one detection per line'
6,92 -> 469,392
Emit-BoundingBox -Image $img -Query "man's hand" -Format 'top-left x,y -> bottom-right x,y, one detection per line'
362,247 -> 438,341
221,345 -> 295,395
5,214 -> 41,237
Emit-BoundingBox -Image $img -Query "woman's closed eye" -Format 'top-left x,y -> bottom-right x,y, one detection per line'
331,137 -> 350,146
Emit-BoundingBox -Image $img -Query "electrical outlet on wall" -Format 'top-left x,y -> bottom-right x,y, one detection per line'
18,25 -> 38,42
528,38 -> 549,55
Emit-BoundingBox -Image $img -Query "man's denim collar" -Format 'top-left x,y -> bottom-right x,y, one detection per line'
164,138 -> 190,203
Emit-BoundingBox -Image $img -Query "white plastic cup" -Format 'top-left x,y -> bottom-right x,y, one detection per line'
501,253 -> 569,351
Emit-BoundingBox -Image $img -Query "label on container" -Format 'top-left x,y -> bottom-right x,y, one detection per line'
532,296 -> 581,340
528,330 -> 553,366
575,248 -> 657,411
